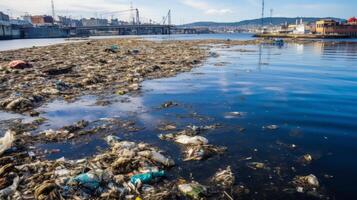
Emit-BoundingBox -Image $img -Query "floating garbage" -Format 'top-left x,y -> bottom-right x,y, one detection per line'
224,111 -> 245,118
179,182 -> 207,200
130,170 -> 165,186
247,162 -> 266,170
1,97 -> 33,112
158,124 -> 177,131
293,174 -> 320,189
139,150 -> 175,167
209,52 -> 219,58
175,135 -> 209,145
211,166 -> 235,189
105,135 -> 121,145
183,145 -> 226,161
298,154 -> 313,165
263,125 -> 279,130
160,101 -> 178,108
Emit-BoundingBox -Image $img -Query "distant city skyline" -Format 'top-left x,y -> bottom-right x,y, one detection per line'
0,0 -> 356,24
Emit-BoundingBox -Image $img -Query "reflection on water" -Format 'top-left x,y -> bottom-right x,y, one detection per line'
1,39 -> 357,199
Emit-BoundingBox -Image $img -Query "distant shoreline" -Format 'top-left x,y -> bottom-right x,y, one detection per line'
254,33 -> 355,39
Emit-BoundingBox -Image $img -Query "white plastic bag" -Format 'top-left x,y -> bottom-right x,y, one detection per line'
175,135 -> 208,145
0,130 -> 15,155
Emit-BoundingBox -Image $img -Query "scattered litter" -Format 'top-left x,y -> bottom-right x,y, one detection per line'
175,135 -> 208,145
211,166 -> 235,188
8,60 -> 33,69
263,125 -> 279,130
209,52 -> 219,58
1,97 -> 33,112
105,135 -> 121,145
224,111 -> 245,118
247,162 -> 266,170
158,124 -> 177,131
178,182 -> 207,199
293,174 -> 319,189
184,145 -> 226,161
298,154 -> 313,164
0,39 -> 210,113
105,45 -> 119,53
0,131 -> 15,155
130,170 -> 165,186
0,176 -> 19,197
160,101 -> 178,108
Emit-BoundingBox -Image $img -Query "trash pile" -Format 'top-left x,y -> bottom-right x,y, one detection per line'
293,174 -> 320,194
0,39 -> 210,114
0,126 -> 243,200
0,38 -> 265,114
0,131 -> 179,199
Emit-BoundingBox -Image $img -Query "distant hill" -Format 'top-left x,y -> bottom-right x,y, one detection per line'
181,17 -> 345,28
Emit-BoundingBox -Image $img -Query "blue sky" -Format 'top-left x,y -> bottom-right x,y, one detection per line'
0,0 -> 356,24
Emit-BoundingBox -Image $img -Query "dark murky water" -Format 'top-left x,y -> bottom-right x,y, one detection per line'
1,38 -> 357,199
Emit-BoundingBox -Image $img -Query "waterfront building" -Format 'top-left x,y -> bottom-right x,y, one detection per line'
0,12 -> 11,39
81,18 -> 108,27
0,11 -> 10,21
30,15 -> 54,26
58,16 -> 82,27
316,18 -> 357,37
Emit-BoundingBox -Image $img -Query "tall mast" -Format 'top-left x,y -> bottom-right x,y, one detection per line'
51,0 -> 56,20
261,0 -> 265,30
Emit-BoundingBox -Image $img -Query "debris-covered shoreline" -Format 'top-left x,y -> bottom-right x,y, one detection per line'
0,38 -> 332,199
0,38 -> 262,115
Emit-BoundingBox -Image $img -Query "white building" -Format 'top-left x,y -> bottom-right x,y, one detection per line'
293,19 -> 310,34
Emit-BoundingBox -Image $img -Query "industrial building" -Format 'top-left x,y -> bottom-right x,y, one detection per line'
0,12 -> 13,40
24,15 -> 54,26
81,18 -> 109,27
316,18 -> 357,37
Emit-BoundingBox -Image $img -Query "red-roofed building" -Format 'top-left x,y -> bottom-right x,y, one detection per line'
348,17 -> 357,25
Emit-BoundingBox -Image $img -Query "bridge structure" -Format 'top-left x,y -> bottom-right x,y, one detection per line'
67,24 -> 174,36
60,8 -> 200,37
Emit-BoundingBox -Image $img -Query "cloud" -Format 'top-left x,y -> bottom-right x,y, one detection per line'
206,9 -> 232,15
181,0 -> 232,15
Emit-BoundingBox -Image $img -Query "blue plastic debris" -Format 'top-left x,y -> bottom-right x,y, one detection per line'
130,170 -> 165,185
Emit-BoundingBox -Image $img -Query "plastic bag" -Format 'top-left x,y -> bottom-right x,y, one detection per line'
175,135 -> 208,145
130,170 -> 165,185
0,131 -> 15,155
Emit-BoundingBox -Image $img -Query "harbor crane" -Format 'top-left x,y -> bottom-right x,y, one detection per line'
100,9 -> 140,25
162,10 -> 172,25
